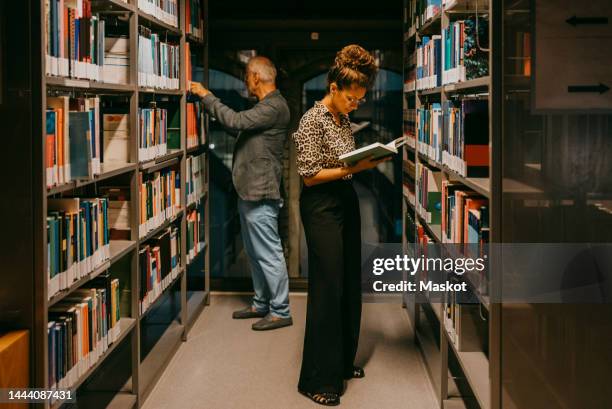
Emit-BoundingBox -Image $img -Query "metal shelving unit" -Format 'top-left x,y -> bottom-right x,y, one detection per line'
403,1 -> 497,408
32,1 -> 211,408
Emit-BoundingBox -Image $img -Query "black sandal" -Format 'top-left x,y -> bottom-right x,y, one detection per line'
299,390 -> 340,406
344,366 -> 365,379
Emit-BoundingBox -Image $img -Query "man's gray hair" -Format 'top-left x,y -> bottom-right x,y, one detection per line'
247,56 -> 277,83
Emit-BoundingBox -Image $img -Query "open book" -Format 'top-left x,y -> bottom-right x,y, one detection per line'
339,136 -> 407,165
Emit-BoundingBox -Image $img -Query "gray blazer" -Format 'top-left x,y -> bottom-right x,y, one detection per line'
201,90 -> 290,201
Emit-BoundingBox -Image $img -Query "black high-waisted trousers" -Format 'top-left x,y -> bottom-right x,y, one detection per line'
298,179 -> 362,394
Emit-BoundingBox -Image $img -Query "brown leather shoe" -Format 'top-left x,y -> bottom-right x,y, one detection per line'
232,306 -> 268,319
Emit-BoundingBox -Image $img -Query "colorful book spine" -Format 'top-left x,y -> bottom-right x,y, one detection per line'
137,0 -> 179,28
186,208 -> 204,264
45,0 -> 106,81
186,0 -> 205,39
416,35 -> 442,90
415,163 -> 442,225
441,99 -> 489,177
138,169 -> 181,239
47,198 -> 111,299
139,226 -> 181,314
138,26 -> 180,89
138,106 -> 168,162
417,103 -> 443,162
186,153 -> 206,206
47,280 -> 121,390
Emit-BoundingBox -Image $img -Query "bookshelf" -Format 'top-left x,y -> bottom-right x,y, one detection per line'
403,1 -> 496,408
29,1 -> 210,408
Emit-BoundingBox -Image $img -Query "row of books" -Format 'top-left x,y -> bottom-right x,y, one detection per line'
406,0 -> 441,31
417,103 -> 443,163
139,226 -> 181,314
46,97 -> 101,188
103,113 -> 131,166
442,20 -> 467,84
185,42 -> 206,148
414,18 -> 489,90
415,163 -> 442,226
138,0 -> 179,28
103,36 -> 130,85
186,208 -> 205,264
47,198 -> 110,299
138,27 -> 180,90
186,153 -> 206,206
416,36 -> 442,90
404,51 -> 417,92
138,106 -> 169,162
406,212 -> 436,245
186,0 -> 205,40
441,181 -> 489,246
442,18 -> 490,84
413,100 -> 489,178
404,129 -> 416,151
48,274 -> 121,391
45,0 -> 105,80
441,99 -> 489,177
138,169 -> 181,239
102,187 -> 132,241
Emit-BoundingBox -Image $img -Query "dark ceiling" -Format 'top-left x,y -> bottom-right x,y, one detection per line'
210,0 -> 403,21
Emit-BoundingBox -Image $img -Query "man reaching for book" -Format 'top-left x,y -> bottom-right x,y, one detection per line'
190,56 -> 292,331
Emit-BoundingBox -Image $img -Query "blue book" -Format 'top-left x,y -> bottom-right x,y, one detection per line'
69,111 -> 92,179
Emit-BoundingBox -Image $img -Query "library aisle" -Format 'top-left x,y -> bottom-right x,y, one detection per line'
142,294 -> 437,409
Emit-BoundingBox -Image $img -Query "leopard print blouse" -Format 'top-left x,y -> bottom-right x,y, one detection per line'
292,101 -> 355,179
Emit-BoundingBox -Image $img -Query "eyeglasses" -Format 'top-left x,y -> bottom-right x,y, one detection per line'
344,93 -> 366,106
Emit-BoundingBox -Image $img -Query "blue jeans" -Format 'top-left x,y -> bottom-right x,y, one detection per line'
237,198 -> 291,318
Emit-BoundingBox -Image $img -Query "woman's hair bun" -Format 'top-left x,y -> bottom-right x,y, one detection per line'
334,45 -> 377,76
327,44 -> 378,91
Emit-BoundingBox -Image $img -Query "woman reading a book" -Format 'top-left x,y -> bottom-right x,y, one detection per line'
292,44 -> 390,406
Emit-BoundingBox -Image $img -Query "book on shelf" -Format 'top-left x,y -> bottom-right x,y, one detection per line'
417,103 -> 442,162
416,35 -> 442,90
138,105 -> 168,162
99,187 -> 131,241
45,0 -> 106,81
185,43 -> 206,149
441,99 -> 489,177
46,96 -> 102,188
138,26 -> 180,90
138,0 -> 179,28
417,223 -> 436,244
416,163 -> 442,225
103,113 -> 130,165
442,16 -> 489,84
186,0 -> 205,40
338,136 -> 407,165
186,208 -> 204,263
186,153 -> 206,205
139,226 -> 181,314
103,35 -> 129,84
404,51 -> 417,92
47,198 -> 111,299
441,181 -> 489,262
138,169 -> 181,239
48,279 -> 121,392
408,0 -> 441,29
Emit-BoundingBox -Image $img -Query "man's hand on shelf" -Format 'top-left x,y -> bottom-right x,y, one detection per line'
189,81 -> 211,98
